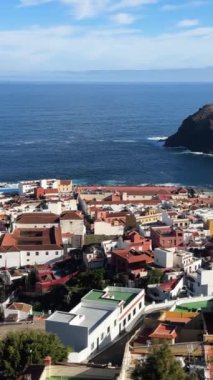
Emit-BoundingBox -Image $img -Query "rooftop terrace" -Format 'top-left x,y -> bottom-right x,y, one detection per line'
83,288 -> 137,306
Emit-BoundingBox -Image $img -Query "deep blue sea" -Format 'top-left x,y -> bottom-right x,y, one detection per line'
0,82 -> 213,186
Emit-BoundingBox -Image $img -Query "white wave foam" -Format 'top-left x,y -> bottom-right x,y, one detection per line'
177,150 -> 213,157
147,136 -> 168,141
112,139 -> 136,143
139,182 -> 182,187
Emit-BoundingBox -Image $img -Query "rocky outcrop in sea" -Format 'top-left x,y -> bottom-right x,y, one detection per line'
165,104 -> 213,154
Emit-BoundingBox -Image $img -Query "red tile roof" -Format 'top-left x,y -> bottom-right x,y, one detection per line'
149,323 -> 177,340
60,211 -> 83,220
0,227 -> 63,252
112,248 -> 153,264
16,213 -> 59,224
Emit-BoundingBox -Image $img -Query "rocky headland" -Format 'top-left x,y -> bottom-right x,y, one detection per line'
165,104 -> 213,154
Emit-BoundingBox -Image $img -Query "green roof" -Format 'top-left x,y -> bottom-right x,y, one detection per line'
83,289 -> 137,306
175,299 -> 213,312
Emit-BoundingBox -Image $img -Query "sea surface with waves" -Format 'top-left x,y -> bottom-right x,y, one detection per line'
0,82 -> 213,186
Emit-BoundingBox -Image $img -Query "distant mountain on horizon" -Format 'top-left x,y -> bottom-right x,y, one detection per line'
1,67 -> 213,83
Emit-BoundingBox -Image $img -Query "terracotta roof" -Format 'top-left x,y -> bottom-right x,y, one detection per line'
0,226 -> 63,252
16,213 -> 59,224
77,185 -> 181,193
60,180 -> 71,185
112,248 -> 153,264
7,302 -> 32,313
159,279 -> 180,292
149,323 -> 177,339
60,211 -> 82,220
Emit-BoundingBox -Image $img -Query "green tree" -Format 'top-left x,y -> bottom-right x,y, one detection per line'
146,269 -> 164,285
132,344 -> 186,380
0,330 -> 70,380
77,269 -> 105,290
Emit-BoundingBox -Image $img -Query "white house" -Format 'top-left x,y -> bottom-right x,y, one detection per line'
14,212 -> 60,230
4,302 -> 32,321
154,248 -> 201,274
0,226 -> 64,268
94,221 -> 124,236
83,248 -> 106,269
154,248 -> 175,268
46,286 -> 145,363
147,276 -> 184,302
173,251 -> 202,274
186,268 -> 213,297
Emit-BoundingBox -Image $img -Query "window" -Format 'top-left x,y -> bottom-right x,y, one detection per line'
36,252 -> 39,256
133,308 -> 136,316
91,342 -> 94,351
101,333 -> 104,341
139,302 -> 142,309
27,259 -> 30,262
0,255 -> 2,259
107,326 -> 110,334
128,314 -> 131,322
114,320 -> 117,327
46,252 -> 49,255
123,319 -> 126,327
27,252 -> 30,256
55,251 -> 59,255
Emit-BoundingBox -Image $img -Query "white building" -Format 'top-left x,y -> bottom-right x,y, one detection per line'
94,221 -> 124,236
83,248 -> 106,269
154,248 -> 201,274
0,226 -> 64,268
46,286 -> 145,363
154,247 -> 175,268
14,212 -> 59,230
187,268 -> 213,297
174,251 -> 201,274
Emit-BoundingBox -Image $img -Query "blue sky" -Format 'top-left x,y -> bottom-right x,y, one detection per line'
0,0 -> 213,72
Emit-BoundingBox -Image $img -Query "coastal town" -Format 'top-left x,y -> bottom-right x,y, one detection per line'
0,179 -> 213,380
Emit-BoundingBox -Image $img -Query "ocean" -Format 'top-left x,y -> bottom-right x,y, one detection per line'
0,82 -> 213,187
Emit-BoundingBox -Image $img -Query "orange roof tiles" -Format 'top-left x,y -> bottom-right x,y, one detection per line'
16,213 -> 59,224
60,211 -> 82,220
0,227 -> 63,252
112,248 -> 153,264
149,323 -> 177,340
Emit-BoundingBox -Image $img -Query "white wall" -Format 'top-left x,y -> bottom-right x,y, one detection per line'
0,249 -> 63,268
154,248 -> 174,268
94,221 -> 124,236
46,202 -> 62,215
60,219 -> 85,236
20,249 -> 63,267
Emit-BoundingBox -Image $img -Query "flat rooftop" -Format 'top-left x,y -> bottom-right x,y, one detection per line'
48,306 -> 113,334
48,311 -> 76,323
83,289 -> 137,306
175,299 -> 213,312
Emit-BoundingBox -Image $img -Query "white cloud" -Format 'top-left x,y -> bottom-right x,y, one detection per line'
177,19 -> 199,28
19,0 -> 158,19
161,1 -> 210,11
0,24 -> 212,71
60,0 -> 110,19
19,0 -> 53,6
112,13 -> 135,24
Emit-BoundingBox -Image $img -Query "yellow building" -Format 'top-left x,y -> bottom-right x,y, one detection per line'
209,220 -> 213,237
136,208 -> 162,225
58,179 -> 72,193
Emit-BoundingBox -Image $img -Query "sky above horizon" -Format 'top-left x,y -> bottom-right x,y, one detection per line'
0,0 -> 213,73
